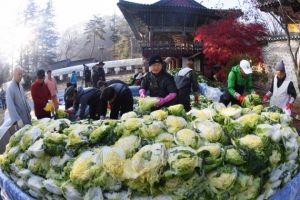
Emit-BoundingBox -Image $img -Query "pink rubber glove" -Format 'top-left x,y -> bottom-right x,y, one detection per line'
156,93 -> 177,107
139,89 -> 146,98
100,115 -> 105,120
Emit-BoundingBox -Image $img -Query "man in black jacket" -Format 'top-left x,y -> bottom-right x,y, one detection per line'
83,64 -> 91,87
92,65 -> 99,88
97,61 -> 106,81
101,82 -> 133,119
64,86 -> 107,120
97,79 -> 127,91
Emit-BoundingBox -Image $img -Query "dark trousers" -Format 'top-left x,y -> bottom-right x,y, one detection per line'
89,104 -> 102,120
178,93 -> 191,112
36,113 -> 51,119
220,94 -> 241,106
1,99 -> 6,110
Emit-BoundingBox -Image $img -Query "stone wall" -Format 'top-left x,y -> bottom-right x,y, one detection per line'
259,40 -> 300,97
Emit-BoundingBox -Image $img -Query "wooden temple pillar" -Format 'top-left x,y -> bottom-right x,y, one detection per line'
171,60 -> 175,69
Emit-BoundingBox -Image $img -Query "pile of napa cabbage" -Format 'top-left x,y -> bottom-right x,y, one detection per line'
0,101 -> 299,200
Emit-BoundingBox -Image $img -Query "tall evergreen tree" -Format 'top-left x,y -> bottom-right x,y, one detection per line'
37,0 -> 58,67
18,0 -> 39,74
84,15 -> 106,58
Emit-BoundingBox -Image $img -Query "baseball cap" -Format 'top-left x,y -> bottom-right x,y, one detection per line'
37,69 -> 45,79
148,54 -> 163,66
239,60 -> 252,74
65,86 -> 75,100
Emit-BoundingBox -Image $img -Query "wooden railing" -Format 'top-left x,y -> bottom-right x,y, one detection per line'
141,46 -> 203,57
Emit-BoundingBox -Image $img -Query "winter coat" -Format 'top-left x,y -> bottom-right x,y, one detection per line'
6,78 -> 31,124
31,81 -> 51,116
44,76 -> 58,96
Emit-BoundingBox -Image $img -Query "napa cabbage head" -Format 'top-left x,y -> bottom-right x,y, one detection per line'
155,133 -> 175,149
241,105 -> 263,115
225,113 -> 259,138
44,119 -> 70,133
206,165 -> 238,194
89,125 -> 113,144
139,97 -> 160,111
43,132 -> 67,156
139,121 -> 166,138
63,124 -> 94,137
208,102 -> 226,113
193,119 -> 225,143
113,135 -> 140,158
165,116 -> 187,134
235,177 -> 261,200
100,146 -> 126,180
187,108 -> 217,121
260,112 -> 281,124
27,138 -> 45,158
8,124 -> 32,147
83,187 -> 103,200
167,104 -> 187,118
225,148 -> 246,165
150,110 -> 168,121
219,106 -> 242,120
69,151 -> 97,186
228,172 -> 255,197
32,118 -> 52,131
117,118 -> 144,137
65,131 -> 89,157
20,126 -> 43,151
28,157 -> 50,176
120,111 -> 137,120
197,143 -> 225,172
174,129 -> 200,149
160,172 -> 206,200
235,134 -> 263,149
167,146 -> 201,176
123,143 -> 167,193
241,94 -> 262,108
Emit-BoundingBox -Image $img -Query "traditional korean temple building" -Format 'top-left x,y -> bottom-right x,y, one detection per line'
117,0 -> 241,74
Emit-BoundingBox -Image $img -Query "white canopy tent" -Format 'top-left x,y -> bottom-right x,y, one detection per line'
51,58 -> 143,77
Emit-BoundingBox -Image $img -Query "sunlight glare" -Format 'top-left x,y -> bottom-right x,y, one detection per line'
14,26 -> 34,47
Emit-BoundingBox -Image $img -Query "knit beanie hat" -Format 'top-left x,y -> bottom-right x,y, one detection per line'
275,60 -> 285,73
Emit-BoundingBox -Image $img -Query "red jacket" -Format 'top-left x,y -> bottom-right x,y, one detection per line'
31,81 -> 51,116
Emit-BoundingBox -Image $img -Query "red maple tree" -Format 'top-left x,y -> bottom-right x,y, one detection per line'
193,17 -> 267,81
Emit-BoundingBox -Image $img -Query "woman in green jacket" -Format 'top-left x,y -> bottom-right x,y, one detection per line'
220,60 -> 256,106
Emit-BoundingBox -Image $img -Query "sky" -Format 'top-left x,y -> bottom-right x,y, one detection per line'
0,0 -> 241,61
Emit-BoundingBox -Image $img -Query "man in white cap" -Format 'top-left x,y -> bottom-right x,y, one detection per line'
220,60 -> 256,106
262,60 -> 297,113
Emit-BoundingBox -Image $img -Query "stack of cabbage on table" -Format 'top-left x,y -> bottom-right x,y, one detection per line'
0,94 -> 299,200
